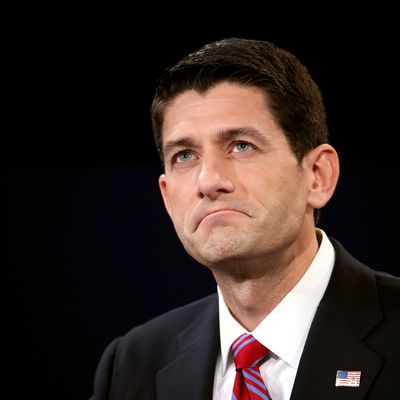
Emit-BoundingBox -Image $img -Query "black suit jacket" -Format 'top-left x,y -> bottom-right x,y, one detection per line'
90,239 -> 400,399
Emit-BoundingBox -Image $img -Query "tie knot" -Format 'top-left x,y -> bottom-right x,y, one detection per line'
231,333 -> 269,370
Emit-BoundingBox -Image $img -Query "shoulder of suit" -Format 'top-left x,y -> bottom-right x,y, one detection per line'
101,293 -> 217,367
122,293 -> 217,341
329,235 -> 400,306
374,270 -> 400,308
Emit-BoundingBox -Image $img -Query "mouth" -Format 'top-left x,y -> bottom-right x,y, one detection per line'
194,208 -> 249,231
204,208 -> 239,218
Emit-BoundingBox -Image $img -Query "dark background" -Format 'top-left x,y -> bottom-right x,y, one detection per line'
5,11 -> 399,399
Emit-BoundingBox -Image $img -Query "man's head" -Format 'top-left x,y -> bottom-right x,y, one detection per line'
151,38 -> 339,275
151,38 -> 329,164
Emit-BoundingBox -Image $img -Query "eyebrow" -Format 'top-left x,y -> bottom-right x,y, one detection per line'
216,127 -> 269,145
163,127 -> 269,159
163,137 -> 197,160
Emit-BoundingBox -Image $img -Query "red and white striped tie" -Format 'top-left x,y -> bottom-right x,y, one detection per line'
231,333 -> 272,400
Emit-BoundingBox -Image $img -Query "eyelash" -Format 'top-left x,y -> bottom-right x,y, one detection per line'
170,141 -> 255,165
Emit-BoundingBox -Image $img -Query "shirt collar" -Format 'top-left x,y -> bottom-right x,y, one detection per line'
217,229 -> 335,375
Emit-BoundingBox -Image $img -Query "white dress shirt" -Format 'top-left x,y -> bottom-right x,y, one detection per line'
212,229 -> 335,400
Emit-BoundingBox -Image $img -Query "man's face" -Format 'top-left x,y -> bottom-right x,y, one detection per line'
159,82 -> 312,269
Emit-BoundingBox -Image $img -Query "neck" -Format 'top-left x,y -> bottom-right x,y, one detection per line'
213,231 -> 320,331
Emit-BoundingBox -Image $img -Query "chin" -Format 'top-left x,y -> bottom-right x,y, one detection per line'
194,231 -> 250,266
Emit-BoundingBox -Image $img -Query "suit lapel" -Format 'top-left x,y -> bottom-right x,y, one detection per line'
291,239 -> 384,400
156,295 -> 220,400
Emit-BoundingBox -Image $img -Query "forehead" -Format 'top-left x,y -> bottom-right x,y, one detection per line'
162,82 -> 277,143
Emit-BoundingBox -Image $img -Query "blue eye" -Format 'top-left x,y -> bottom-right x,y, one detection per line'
176,151 -> 193,163
233,142 -> 251,153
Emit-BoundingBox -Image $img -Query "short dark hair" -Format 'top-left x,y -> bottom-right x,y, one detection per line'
151,38 -> 330,223
151,38 -> 329,162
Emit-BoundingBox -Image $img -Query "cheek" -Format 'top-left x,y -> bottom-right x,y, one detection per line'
167,190 -> 191,227
164,172 -> 198,220
255,172 -> 306,213
279,177 -> 308,218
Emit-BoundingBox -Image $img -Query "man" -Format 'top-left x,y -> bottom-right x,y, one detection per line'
90,38 -> 400,399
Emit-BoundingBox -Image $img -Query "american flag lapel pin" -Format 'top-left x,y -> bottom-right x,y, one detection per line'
335,370 -> 361,387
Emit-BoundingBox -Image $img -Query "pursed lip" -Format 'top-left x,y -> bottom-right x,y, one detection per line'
193,207 -> 249,231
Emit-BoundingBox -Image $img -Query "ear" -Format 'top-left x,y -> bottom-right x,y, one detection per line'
304,144 -> 340,209
158,174 -> 172,217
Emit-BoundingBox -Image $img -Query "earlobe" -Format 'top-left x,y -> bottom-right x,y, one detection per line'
306,144 -> 340,209
159,174 -> 172,217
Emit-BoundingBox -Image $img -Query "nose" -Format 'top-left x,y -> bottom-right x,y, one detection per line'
197,155 -> 234,199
